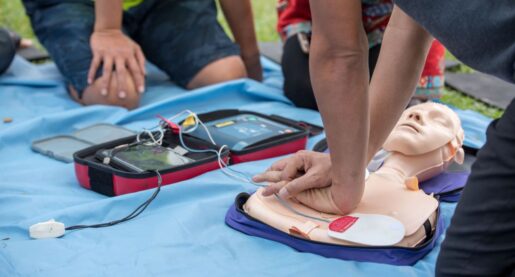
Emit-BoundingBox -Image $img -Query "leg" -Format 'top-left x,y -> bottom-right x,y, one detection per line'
186,55 -> 246,89
281,34 -> 317,110
29,3 -> 139,109
436,100 -> 515,276
133,0 -> 245,90
281,36 -> 381,111
69,75 -> 139,110
368,44 -> 381,77
0,28 -> 15,74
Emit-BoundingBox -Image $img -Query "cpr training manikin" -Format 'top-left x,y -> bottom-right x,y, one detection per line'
244,103 -> 465,247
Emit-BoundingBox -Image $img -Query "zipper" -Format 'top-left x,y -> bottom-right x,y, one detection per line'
437,187 -> 464,197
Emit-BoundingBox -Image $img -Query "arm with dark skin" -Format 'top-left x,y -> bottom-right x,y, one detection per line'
366,6 -> 434,161
219,0 -> 263,81
254,6 -> 434,214
308,0 -> 370,213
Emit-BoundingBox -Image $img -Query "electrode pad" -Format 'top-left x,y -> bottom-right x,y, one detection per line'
327,213 -> 405,246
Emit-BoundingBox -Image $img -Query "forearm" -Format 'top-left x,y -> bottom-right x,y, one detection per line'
310,0 -> 369,213
367,6 -> 434,161
94,0 -> 123,31
219,0 -> 259,58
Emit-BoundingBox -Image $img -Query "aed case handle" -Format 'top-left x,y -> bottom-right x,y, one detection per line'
269,114 -> 323,137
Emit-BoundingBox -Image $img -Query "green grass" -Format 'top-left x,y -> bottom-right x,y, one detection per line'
445,51 -> 475,74
217,0 -> 279,42
0,0 -> 279,46
0,0 -> 504,118
442,87 -> 504,118
0,0 -> 38,46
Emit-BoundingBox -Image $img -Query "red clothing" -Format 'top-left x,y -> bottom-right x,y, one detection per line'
277,0 -> 393,48
423,40 -> 445,77
277,0 -> 311,37
277,0 -> 445,98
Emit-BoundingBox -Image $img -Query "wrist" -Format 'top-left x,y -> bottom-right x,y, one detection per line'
93,27 -> 123,34
240,48 -> 260,60
330,180 -> 363,214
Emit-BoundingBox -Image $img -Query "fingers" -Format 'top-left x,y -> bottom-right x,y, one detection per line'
19,38 -> 33,48
268,158 -> 289,172
280,156 -> 306,181
115,58 -> 129,99
252,157 -> 288,182
253,152 -> 308,183
278,172 -> 329,199
253,170 -> 283,183
87,54 -> 102,85
261,169 -> 326,198
127,58 -> 145,94
135,46 -> 146,76
262,181 -> 288,197
101,57 -> 113,96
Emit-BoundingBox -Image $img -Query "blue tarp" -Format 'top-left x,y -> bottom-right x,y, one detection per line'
0,56 -> 490,276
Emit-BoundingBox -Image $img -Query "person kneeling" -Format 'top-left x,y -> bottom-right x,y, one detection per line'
22,0 -> 262,109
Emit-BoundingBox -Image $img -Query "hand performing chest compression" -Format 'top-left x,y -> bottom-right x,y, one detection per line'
252,103 -> 465,215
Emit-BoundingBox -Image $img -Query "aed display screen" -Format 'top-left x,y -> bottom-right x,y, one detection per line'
190,114 -> 298,150
106,145 -> 193,172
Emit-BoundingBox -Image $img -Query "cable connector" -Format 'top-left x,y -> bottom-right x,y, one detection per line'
29,219 -> 65,239
157,114 -> 180,134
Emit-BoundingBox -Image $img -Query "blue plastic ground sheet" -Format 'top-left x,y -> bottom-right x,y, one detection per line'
0,56 -> 490,276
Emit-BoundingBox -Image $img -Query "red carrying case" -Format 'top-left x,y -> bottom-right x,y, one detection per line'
73,130 -> 230,196
184,110 -> 312,164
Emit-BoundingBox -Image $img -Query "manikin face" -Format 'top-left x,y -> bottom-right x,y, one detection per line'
383,103 -> 462,155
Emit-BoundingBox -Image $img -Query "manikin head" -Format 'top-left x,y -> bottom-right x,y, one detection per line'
382,103 -> 465,179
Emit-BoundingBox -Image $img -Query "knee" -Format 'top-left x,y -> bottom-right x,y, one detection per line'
72,76 -> 140,110
187,56 -> 247,89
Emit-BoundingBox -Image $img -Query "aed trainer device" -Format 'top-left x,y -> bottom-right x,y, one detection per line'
184,110 -> 309,164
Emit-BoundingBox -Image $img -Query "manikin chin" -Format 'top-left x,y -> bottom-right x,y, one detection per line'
244,103 -> 465,247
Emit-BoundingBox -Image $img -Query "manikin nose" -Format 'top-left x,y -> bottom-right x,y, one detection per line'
407,111 -> 424,124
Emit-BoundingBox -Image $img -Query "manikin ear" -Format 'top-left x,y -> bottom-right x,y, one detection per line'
454,148 -> 465,165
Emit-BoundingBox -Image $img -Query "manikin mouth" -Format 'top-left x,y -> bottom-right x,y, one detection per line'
399,122 -> 420,133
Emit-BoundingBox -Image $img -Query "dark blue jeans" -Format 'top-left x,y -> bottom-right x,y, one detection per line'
26,0 -> 239,96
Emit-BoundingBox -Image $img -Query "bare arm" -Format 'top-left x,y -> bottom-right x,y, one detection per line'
309,0 -> 369,213
219,0 -> 262,81
88,0 -> 146,98
366,6 -> 433,161
94,0 -> 123,31
255,4 -> 435,215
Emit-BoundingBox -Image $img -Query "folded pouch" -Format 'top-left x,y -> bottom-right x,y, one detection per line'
73,130 -> 229,196
226,192 -> 445,266
182,110 -> 311,164
32,124 -> 136,163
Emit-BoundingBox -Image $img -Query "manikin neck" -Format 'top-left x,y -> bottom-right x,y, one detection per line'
375,148 -> 446,183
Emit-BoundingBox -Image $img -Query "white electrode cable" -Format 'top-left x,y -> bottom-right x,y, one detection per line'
29,170 -> 164,239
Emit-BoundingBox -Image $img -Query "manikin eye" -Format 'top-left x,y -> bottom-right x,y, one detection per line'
433,116 -> 450,126
428,110 -> 450,125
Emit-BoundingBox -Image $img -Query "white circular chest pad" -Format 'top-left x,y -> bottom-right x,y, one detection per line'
327,213 -> 405,246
